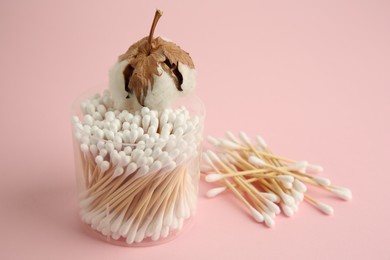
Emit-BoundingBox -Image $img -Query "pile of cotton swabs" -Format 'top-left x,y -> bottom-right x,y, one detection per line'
201,132 -> 352,228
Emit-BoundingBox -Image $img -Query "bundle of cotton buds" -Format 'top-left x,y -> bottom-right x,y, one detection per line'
72,89 -> 203,245
202,132 -> 352,228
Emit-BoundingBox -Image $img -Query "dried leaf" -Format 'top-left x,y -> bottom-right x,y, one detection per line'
118,36 -> 195,106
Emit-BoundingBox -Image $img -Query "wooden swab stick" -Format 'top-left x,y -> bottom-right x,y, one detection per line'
94,173 -> 156,212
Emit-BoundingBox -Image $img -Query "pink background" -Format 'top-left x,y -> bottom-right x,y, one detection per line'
1,0 -> 389,259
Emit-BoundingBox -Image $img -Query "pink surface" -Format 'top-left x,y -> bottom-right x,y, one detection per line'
1,0 -> 389,259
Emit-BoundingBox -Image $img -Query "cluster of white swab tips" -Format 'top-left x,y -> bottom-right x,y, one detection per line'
72,90 -> 201,179
202,131 -> 352,227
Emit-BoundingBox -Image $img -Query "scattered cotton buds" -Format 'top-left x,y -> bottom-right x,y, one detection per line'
202,132 -> 352,228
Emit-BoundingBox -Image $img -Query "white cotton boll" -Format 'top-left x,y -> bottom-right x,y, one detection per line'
109,60 -> 141,112
109,60 -> 195,112
177,62 -> 196,96
143,66 -> 180,111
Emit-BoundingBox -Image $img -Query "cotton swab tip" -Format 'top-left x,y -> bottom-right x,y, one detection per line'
206,187 -> 227,198
266,200 -> 281,214
293,180 -> 307,193
226,131 -> 240,144
263,214 -> 275,228
307,164 -> 324,174
100,161 -> 110,172
207,150 -> 222,163
276,175 -> 294,183
207,136 -> 221,146
113,167 -> 124,177
205,174 -> 224,182
255,135 -> 267,148
202,153 -> 214,166
248,156 -> 266,167
282,205 -> 294,217
313,176 -> 331,186
249,207 -> 264,223
238,131 -> 252,145
331,188 -> 352,200
80,143 -> 89,153
221,140 -> 242,150
317,202 -> 334,215
281,193 -> 295,206
289,161 -> 308,171
261,192 -> 279,202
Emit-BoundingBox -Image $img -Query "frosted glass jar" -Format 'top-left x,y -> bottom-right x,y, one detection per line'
71,86 -> 205,246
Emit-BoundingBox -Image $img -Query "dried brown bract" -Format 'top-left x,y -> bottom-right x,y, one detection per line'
118,10 -> 195,106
